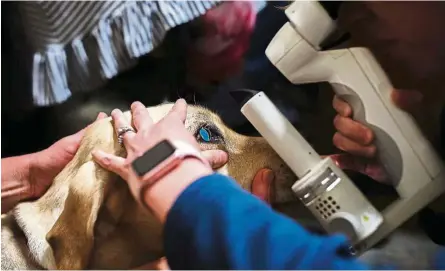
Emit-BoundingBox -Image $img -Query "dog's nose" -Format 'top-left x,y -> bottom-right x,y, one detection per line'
228,89 -> 261,108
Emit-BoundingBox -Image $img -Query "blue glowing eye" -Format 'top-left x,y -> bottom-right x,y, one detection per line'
199,128 -> 211,142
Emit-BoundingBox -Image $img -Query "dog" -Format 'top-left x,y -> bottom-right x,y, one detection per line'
2,103 -> 444,270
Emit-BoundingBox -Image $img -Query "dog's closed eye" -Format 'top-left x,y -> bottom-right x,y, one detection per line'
196,125 -> 224,144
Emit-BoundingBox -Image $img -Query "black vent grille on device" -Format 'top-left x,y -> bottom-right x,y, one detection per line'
315,196 -> 341,220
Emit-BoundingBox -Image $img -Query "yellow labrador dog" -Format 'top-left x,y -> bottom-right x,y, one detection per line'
1,103 -> 443,270
1,103 -> 298,270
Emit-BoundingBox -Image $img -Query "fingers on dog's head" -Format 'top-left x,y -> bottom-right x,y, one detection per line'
111,109 -> 136,146
169,99 -> 187,123
131,101 -> 152,130
96,112 -> 108,120
111,109 -> 127,129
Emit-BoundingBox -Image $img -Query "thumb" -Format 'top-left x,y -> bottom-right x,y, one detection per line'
391,89 -> 423,112
201,150 -> 228,169
134,257 -> 170,270
92,150 -> 127,179
251,168 -> 274,204
328,154 -> 389,184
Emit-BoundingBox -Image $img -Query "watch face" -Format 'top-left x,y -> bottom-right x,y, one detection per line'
132,140 -> 176,177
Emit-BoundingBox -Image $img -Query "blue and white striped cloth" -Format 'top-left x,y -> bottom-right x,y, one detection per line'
16,1 -> 221,106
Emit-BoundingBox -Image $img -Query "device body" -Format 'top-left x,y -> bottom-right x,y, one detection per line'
242,92 -> 384,249
242,1 -> 445,254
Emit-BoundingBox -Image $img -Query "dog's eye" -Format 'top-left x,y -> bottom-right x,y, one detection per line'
199,127 -> 211,142
196,125 -> 223,143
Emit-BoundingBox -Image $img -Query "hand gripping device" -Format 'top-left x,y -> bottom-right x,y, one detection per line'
240,1 -> 445,254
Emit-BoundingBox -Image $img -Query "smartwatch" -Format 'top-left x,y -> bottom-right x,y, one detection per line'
130,139 -> 210,206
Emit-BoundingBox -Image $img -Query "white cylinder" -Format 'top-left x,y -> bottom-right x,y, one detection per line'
241,91 -> 321,178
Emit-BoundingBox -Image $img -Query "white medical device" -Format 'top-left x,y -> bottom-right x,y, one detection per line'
240,1 -> 445,254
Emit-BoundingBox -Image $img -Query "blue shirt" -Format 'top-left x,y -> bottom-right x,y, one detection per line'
164,174 -> 445,269
165,174 -> 374,269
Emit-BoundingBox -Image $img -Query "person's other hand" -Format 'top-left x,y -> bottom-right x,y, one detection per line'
336,1 -> 445,181
251,168 -> 274,204
134,257 -> 170,270
331,89 -> 423,182
29,113 -> 108,198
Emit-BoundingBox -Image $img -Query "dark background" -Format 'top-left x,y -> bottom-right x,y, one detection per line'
1,1 -> 336,158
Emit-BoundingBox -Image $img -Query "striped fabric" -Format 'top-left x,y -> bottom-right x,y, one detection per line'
16,1 -> 221,106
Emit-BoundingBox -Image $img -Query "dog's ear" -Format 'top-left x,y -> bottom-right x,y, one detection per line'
45,120 -> 123,269
45,163 -> 107,269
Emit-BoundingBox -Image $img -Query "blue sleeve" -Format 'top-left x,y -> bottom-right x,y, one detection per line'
164,173 -> 371,270
434,249 -> 445,269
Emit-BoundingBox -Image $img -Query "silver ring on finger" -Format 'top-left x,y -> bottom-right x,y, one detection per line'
117,126 -> 135,146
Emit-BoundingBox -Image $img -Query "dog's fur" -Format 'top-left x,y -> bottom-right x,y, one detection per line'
2,104 -> 444,269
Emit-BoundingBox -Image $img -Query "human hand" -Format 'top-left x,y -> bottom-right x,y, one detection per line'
92,100 -> 216,222
335,1 -> 445,181
134,257 -> 170,270
251,169 -> 275,204
331,89 -> 423,182
29,112 -> 108,198
91,99 -> 221,189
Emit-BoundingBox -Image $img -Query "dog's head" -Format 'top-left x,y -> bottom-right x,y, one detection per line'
186,105 -> 298,203
12,103 -> 298,269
